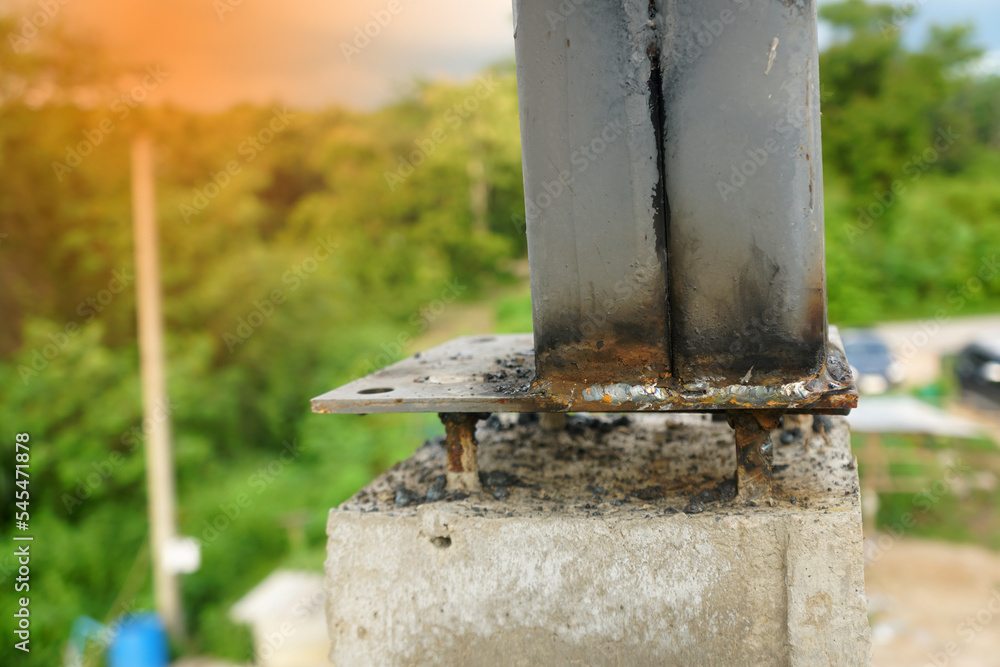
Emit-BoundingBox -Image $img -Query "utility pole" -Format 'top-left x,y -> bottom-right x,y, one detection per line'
130,133 -> 184,639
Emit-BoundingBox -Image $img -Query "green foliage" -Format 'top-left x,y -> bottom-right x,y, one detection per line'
818,1 -> 1000,325
825,152 -> 1000,324
818,1 -> 983,196
193,606 -> 254,662
0,52 -> 519,665
493,288 -> 534,334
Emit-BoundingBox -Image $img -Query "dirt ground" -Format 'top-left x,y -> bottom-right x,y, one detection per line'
866,536 -> 1000,667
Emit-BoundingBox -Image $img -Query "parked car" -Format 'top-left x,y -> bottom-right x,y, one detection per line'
955,338 -> 1000,408
841,329 -> 904,395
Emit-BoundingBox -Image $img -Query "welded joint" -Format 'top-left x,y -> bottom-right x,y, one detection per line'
439,412 -> 489,492
727,410 -> 783,505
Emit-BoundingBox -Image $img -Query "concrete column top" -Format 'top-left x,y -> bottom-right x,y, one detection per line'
325,415 -> 871,666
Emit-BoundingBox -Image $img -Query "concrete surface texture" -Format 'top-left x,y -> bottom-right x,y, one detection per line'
325,414 -> 871,666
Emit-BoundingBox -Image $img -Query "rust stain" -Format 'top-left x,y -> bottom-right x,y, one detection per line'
536,330 -> 670,386
439,412 -> 488,474
728,410 -> 784,504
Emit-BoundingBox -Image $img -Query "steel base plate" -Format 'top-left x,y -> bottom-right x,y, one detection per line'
311,329 -> 857,416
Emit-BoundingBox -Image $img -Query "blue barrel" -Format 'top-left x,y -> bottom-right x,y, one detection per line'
107,613 -> 168,667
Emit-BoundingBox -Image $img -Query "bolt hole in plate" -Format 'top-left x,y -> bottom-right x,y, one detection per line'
358,387 -> 394,395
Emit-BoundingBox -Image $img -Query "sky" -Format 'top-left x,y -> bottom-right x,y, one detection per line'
2,0 -> 998,111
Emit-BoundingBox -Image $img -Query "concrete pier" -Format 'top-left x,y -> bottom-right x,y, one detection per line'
324,414 -> 871,666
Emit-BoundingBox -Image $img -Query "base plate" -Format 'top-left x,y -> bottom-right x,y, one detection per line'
311,330 -> 857,415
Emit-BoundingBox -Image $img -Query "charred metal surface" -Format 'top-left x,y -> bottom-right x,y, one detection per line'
728,410 -> 784,504
439,412 -> 489,492
311,332 -> 857,415
513,0 -> 671,385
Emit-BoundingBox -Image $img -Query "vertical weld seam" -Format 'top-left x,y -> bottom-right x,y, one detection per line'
647,0 -> 672,376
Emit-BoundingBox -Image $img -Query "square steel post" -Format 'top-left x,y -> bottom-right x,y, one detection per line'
514,0 -> 827,390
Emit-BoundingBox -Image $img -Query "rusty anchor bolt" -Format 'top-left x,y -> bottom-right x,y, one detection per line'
539,412 -> 567,432
438,412 -> 489,493
727,410 -> 783,505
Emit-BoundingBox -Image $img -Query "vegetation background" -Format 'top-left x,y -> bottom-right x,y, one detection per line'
1,0 -> 1000,663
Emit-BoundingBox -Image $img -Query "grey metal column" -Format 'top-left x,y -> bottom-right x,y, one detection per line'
659,0 -> 827,387
513,0 -> 671,385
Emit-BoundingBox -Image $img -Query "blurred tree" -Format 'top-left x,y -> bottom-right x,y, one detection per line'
819,1 -> 982,197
